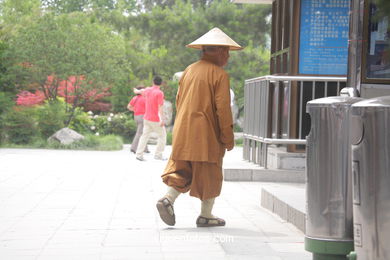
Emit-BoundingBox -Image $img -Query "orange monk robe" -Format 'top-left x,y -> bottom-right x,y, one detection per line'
162,54 -> 234,200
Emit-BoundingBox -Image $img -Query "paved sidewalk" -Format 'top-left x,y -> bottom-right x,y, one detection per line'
0,145 -> 310,260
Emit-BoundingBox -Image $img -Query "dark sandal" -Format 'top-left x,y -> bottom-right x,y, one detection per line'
156,197 -> 175,226
196,216 -> 226,227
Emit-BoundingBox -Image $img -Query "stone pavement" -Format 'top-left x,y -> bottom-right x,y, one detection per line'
0,145 -> 311,260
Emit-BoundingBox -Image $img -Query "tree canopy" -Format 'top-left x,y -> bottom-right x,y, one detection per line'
0,0 -> 271,121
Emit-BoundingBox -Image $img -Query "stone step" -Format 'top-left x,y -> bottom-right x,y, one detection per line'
224,168 -> 305,183
260,183 -> 306,233
223,146 -> 306,183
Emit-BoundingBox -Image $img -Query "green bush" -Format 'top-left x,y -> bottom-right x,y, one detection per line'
2,107 -> 39,144
0,92 -> 14,115
90,113 -> 136,143
1,134 -> 123,151
36,101 -> 67,138
235,137 -> 243,147
162,81 -> 178,108
108,114 -> 136,143
233,123 -> 243,132
92,114 -> 109,135
47,134 -> 123,150
69,108 -> 94,134
0,92 -> 15,144
1,101 -> 133,148
166,131 -> 172,145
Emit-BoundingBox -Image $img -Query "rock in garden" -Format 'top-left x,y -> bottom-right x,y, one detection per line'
48,127 -> 84,145
163,100 -> 173,126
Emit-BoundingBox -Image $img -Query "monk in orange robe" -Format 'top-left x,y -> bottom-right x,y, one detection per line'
156,28 -> 243,227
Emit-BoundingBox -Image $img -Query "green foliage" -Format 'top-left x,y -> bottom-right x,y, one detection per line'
110,77 -> 133,113
233,123 -> 243,132
130,0 -> 271,79
92,114 -> 109,135
0,0 -> 41,39
129,0 -> 202,78
0,91 -> 14,115
227,42 -> 270,111
235,137 -> 243,147
166,131 -> 173,145
128,0 -> 271,116
0,100 -> 134,147
42,0 -> 92,13
0,0 -> 272,148
162,80 -> 179,105
1,107 -> 39,144
0,92 -> 15,144
90,113 -> 136,143
4,11 -> 128,127
47,134 -> 123,150
69,107 -> 94,134
1,100 -> 68,144
0,41 -> 14,93
106,114 -> 136,143
2,134 -> 123,151
375,0 -> 390,20
203,0 -> 271,47
41,0 -> 137,14
36,100 -> 67,137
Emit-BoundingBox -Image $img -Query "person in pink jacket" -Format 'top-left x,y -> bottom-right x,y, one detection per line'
128,85 -> 149,154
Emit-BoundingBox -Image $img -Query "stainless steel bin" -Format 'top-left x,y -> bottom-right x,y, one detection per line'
350,96 -> 390,260
305,96 -> 362,260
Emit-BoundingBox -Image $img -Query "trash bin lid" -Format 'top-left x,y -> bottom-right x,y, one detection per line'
351,96 -> 390,108
307,96 -> 363,107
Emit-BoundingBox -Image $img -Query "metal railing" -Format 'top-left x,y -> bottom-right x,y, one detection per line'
243,75 -> 347,168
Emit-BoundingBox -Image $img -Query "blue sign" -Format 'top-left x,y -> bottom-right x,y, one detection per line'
299,0 -> 350,75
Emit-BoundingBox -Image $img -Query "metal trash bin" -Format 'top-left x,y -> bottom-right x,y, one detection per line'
305,96 -> 362,260
349,96 -> 390,260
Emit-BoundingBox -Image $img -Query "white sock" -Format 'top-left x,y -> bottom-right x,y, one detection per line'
165,187 -> 181,204
200,197 -> 216,218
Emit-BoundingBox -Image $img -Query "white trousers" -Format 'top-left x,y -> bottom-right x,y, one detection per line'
136,119 -> 166,158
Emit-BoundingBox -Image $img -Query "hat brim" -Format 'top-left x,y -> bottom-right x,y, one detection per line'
186,43 -> 243,51
186,27 -> 243,51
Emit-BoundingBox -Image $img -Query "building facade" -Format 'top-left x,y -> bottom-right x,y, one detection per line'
238,0 -> 390,168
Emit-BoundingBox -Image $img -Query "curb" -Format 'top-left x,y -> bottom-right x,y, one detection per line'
261,188 -> 306,233
224,168 -> 305,183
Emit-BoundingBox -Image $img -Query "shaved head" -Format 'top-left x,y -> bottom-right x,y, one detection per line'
201,46 -> 230,67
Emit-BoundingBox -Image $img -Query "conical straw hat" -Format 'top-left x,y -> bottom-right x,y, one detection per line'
186,27 -> 243,50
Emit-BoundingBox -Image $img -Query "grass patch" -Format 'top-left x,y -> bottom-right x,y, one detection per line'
235,137 -> 243,147
1,134 -> 123,151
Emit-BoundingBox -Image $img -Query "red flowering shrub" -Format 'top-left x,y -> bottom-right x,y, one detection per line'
16,75 -> 112,112
16,90 -> 46,106
54,75 -> 112,112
